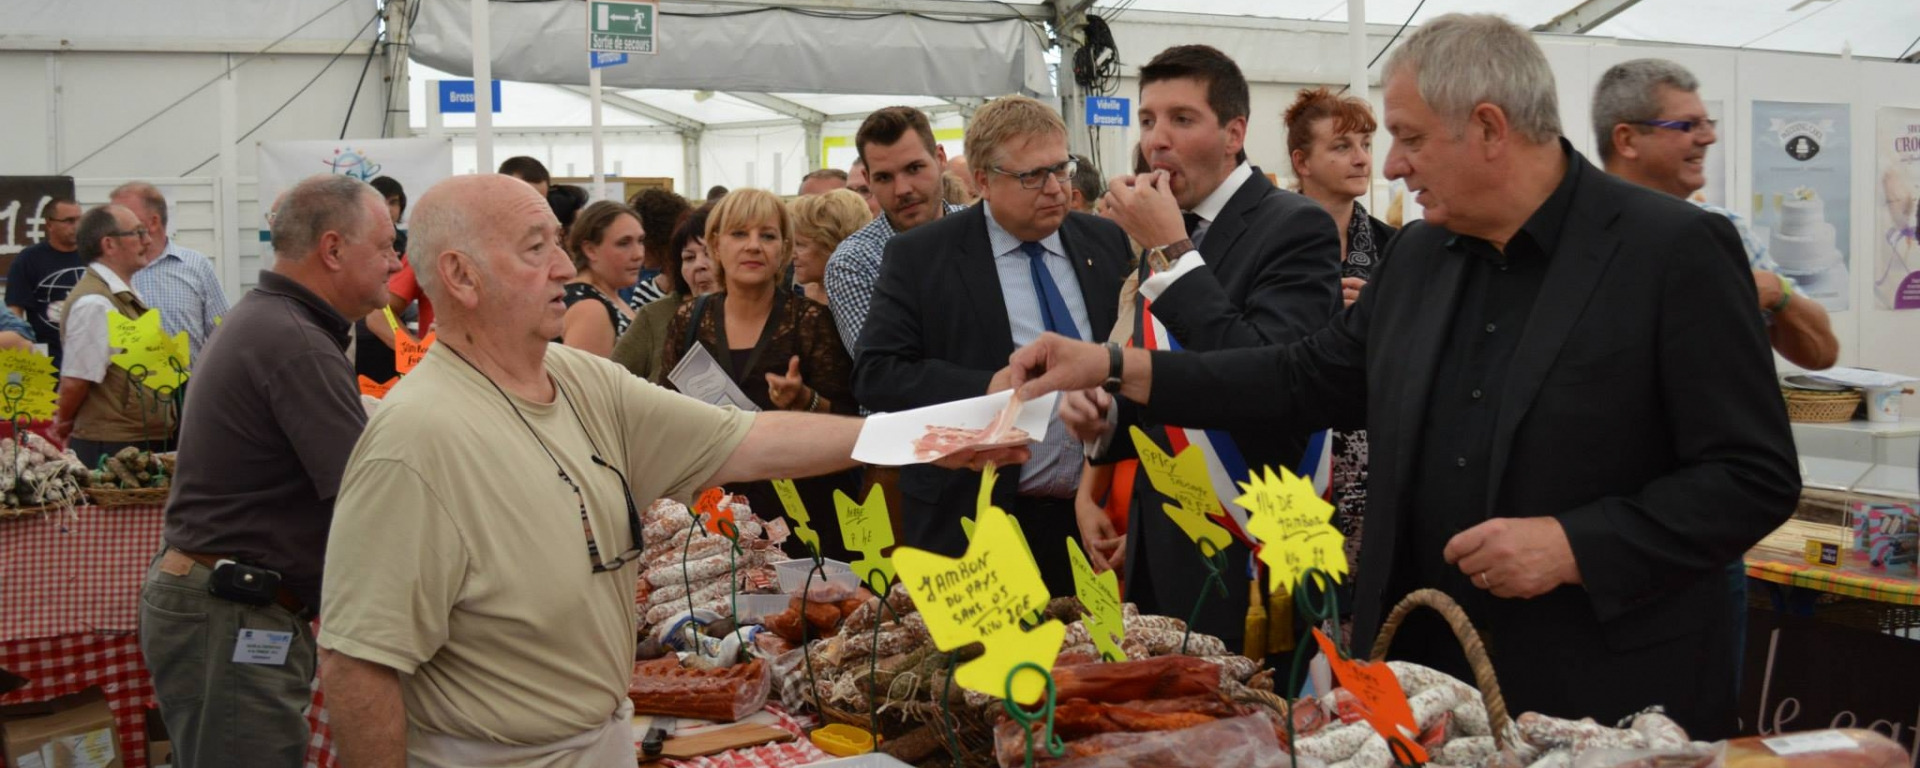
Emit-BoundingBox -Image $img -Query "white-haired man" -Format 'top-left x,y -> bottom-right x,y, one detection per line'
1005,14 -> 1798,737
318,174 -> 1019,766
110,182 -> 229,360
1593,58 -> 1837,371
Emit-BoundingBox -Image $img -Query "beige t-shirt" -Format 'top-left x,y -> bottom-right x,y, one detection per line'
318,343 -> 754,746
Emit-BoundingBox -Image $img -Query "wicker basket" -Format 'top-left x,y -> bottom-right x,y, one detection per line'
1368,588 -> 1514,748
1783,387 -> 1861,423
87,486 -> 170,508
0,504 -> 61,519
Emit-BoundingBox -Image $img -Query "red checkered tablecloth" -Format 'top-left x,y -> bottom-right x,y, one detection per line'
0,505 -> 165,642
0,632 -> 155,768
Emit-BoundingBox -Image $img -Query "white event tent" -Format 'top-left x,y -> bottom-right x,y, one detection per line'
2,0 -> 1919,377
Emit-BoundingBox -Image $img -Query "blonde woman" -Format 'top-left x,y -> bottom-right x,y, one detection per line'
660,188 -> 859,560
786,189 -> 872,306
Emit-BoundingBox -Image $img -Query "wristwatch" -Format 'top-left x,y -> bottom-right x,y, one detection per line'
1102,342 -> 1124,394
1143,238 -> 1195,274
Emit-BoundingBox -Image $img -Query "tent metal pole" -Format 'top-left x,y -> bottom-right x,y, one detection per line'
590,65 -> 607,199
1056,0 -> 1094,164
470,0 -> 493,172
1348,0 -> 1367,101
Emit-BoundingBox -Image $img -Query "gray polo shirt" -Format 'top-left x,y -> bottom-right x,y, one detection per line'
162,270 -> 365,610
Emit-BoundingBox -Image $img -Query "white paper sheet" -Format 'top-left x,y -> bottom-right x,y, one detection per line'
666,344 -> 761,412
1805,366 -> 1918,389
851,390 -> 1057,466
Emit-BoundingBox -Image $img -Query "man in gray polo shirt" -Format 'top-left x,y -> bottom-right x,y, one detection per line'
138,174 -> 399,768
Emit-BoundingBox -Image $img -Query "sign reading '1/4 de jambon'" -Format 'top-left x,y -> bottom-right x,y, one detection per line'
588,0 -> 658,55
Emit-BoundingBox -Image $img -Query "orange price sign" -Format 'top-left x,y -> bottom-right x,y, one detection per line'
394,330 -> 435,375
696,488 -> 733,535
1311,628 -> 1428,763
358,375 -> 397,399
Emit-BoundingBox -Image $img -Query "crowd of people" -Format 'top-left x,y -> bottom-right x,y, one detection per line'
5,11 -> 1827,767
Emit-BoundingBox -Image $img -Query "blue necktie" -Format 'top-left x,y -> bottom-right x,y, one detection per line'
1021,241 -> 1080,340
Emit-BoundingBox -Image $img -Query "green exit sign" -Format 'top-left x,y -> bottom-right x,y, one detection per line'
588,0 -> 657,55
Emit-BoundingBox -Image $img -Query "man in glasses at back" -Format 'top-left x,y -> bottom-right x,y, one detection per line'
853,95 -> 1129,597
318,173 -> 1023,767
1594,58 -> 1837,371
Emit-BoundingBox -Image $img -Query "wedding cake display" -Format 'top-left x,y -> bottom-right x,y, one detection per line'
1771,187 -> 1842,273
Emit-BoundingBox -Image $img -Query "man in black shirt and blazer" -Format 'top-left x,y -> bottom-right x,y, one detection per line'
1004,14 -> 1798,739
1088,45 -> 1342,649
855,96 -> 1129,596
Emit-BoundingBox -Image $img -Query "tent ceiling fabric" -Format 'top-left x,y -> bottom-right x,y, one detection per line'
0,0 -> 373,47
409,0 -> 1054,99
1089,0 -> 1919,59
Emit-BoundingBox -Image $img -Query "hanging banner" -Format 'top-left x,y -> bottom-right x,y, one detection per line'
1751,101 -> 1853,313
255,138 -> 453,243
1874,107 -> 1920,310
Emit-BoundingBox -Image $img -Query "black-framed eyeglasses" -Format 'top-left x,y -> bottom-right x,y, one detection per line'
1636,118 -> 1717,135
993,159 -> 1077,190
108,227 -> 151,240
47,217 -> 79,225
570,455 -> 644,573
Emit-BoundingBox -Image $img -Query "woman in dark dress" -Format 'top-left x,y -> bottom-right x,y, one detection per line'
559,201 -> 644,358
1285,86 -> 1395,574
660,189 -> 860,561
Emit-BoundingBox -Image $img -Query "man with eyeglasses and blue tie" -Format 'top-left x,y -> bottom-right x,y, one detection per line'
853,95 -> 1129,597
318,173 -> 1024,767
1594,58 -> 1838,371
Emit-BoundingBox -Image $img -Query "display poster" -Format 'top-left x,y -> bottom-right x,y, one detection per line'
1696,99 -> 1727,207
256,138 -> 452,242
1874,107 -> 1920,310
1751,101 -> 1853,312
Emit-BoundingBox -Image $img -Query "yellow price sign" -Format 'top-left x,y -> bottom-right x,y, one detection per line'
894,465 -> 1065,704
771,479 -> 822,557
108,310 -> 189,392
0,349 -> 59,420
834,484 -> 895,587
1129,426 -> 1233,552
1066,539 -> 1126,662
1236,465 -> 1348,594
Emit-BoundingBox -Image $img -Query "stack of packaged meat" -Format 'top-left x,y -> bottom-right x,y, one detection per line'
632,494 -> 786,633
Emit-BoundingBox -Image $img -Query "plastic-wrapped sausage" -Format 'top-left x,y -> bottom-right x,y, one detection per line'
1295,722 -> 1378,763
1330,732 -> 1395,768
1525,749 -> 1572,768
645,552 -> 734,588
1627,711 -> 1689,750
1434,736 -> 1498,766
1409,681 -> 1468,731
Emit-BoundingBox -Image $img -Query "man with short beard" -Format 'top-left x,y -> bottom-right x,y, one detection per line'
824,107 -> 967,355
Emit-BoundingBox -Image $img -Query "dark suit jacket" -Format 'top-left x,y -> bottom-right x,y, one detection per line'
1105,169 -> 1343,644
1138,149 -> 1799,737
854,205 -> 1130,558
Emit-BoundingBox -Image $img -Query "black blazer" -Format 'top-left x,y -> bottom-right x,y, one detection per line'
1107,168 -> 1343,643
1138,150 -> 1798,737
854,205 -> 1130,556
